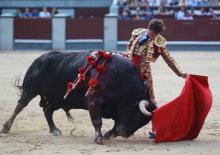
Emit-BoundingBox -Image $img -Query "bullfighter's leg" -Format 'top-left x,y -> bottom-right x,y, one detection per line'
141,62 -> 157,106
43,103 -> 62,136
87,96 -> 106,145
1,90 -> 36,134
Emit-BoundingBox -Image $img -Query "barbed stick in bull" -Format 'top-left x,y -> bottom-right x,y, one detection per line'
85,57 -> 109,96
64,50 -> 111,98
63,51 -> 100,99
63,56 -> 96,99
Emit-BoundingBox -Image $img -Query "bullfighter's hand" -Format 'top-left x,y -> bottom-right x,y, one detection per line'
180,73 -> 188,79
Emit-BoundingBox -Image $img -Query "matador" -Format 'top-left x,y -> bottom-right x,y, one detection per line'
126,19 -> 187,105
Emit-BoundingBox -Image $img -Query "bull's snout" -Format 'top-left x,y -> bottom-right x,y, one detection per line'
139,100 -> 152,116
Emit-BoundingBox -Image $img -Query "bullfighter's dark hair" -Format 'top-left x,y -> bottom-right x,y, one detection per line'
148,19 -> 165,34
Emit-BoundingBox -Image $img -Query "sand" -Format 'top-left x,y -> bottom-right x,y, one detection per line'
0,51 -> 219,155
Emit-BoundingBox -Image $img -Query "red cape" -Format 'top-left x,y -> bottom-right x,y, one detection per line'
152,74 -> 212,142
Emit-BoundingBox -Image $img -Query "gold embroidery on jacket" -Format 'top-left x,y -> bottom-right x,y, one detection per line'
155,34 -> 166,48
127,28 -> 146,58
126,28 -> 184,99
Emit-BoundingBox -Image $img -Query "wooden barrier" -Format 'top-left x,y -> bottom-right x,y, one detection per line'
13,18 -> 220,41
14,18 -> 51,39
118,19 -> 220,41
66,18 -> 103,39
75,7 -> 109,18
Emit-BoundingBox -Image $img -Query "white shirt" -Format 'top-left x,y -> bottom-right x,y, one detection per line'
39,11 -> 51,18
138,29 -> 148,43
176,11 -> 185,20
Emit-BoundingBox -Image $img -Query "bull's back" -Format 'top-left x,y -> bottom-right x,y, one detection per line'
21,51 -> 146,113
22,51 -> 89,97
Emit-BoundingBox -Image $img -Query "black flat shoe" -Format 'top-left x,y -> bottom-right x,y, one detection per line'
148,131 -> 156,139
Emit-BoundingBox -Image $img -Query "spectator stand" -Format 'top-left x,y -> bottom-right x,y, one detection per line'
0,0 -> 112,50
0,0 -> 220,51
118,0 -> 220,20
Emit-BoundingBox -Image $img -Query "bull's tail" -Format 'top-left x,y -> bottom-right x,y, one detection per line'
14,75 -> 23,97
65,110 -> 74,122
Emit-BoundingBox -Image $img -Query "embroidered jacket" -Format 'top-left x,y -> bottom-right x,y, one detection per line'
127,28 -> 183,76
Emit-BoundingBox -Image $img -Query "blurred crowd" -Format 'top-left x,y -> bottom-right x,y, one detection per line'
118,0 -> 220,7
118,0 -> 220,20
16,7 -> 58,18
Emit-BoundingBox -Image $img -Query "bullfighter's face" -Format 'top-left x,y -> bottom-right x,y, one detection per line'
147,29 -> 157,40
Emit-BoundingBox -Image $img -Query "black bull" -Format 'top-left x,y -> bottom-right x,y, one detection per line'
1,51 -> 156,144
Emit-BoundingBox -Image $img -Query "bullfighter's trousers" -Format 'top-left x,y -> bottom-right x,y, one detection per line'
132,54 -> 155,101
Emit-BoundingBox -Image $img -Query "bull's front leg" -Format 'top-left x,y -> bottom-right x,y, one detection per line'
87,99 -> 106,145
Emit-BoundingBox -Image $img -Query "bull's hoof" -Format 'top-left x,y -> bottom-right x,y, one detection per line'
0,124 -> 10,134
51,128 -> 62,136
0,129 -> 9,134
95,136 -> 108,145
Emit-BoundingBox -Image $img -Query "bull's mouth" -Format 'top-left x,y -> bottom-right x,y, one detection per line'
115,125 -> 135,138
118,131 -> 130,138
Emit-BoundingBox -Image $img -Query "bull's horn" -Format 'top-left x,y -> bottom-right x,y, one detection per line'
139,100 -> 152,116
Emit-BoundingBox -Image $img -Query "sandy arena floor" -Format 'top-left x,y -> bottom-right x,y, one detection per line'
0,51 -> 219,155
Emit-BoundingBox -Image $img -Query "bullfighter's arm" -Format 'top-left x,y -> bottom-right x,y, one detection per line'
155,35 -> 186,78
160,47 -> 183,77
